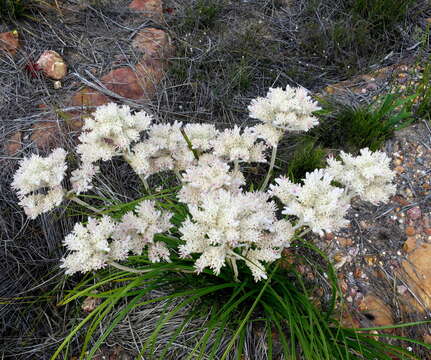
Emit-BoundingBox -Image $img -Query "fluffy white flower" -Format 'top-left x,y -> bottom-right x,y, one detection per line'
183,123 -> 219,151
70,162 -> 100,194
326,148 -> 396,204
19,186 -> 64,219
179,190 -> 294,280
251,124 -> 284,147
270,169 -> 350,234
12,148 -> 67,218
127,122 -> 195,177
77,103 -> 152,163
148,242 -> 171,263
110,200 -> 172,260
178,154 -> 245,205
60,216 -> 116,275
248,86 -> 320,133
12,148 -> 67,197
212,126 -> 267,163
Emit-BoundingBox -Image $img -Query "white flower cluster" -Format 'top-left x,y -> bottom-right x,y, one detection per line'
110,200 -> 172,263
61,201 -> 172,275
179,190 -> 293,281
77,103 -> 153,163
12,93 -> 397,282
127,121 -> 194,177
61,216 -> 115,275
270,170 -> 350,235
212,125 -> 267,163
72,103 -> 153,194
326,148 -> 396,204
178,154 -> 245,205
248,86 -> 321,145
11,148 -> 67,219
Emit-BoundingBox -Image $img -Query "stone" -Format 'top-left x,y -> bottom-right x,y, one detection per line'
36,50 -> 67,80
407,206 -> 421,220
4,131 -> 22,156
358,295 -> 393,329
338,237 -> 353,247
403,236 -> 417,253
128,0 -> 163,19
67,87 -> 110,130
0,31 -> 19,56
81,296 -> 101,313
132,28 -> 172,59
101,61 -> 164,101
30,121 -> 60,149
405,226 -> 416,237
401,243 -> 431,311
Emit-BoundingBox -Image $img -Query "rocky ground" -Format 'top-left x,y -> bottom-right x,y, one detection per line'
1,0 -> 431,359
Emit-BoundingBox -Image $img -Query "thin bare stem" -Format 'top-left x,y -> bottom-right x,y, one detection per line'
69,196 -> 103,214
297,228 -> 311,238
109,261 -> 196,274
261,145 -> 278,191
174,169 -> 183,183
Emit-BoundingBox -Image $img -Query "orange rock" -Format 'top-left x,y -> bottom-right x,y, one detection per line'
338,237 -> 353,246
30,121 -> 60,149
405,226 -> 416,237
4,131 -> 22,155
128,0 -> 163,19
403,236 -> 417,253
67,87 -> 110,130
359,295 -> 393,329
401,243 -> 431,311
0,31 -> 19,56
102,67 -> 147,100
36,50 -> 67,80
132,28 -> 173,59
102,61 -> 164,101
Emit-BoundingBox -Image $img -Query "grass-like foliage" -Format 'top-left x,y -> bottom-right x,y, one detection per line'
351,0 -> 417,32
315,94 -> 415,152
285,137 -> 326,182
51,201 -> 429,360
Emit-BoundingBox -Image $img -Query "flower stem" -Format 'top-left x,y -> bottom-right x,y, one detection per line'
261,145 -> 278,191
109,261 -> 195,274
69,196 -> 103,214
109,261 -> 151,273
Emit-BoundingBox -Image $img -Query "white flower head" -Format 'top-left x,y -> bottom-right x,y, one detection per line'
127,122 -> 195,178
248,86 -> 320,134
178,154 -> 245,205
77,103 -> 152,163
110,200 -> 172,261
270,169 -> 350,235
12,148 -> 67,197
179,189 -> 294,280
183,123 -> 219,151
212,126 -> 268,163
12,148 -> 67,218
326,148 -> 396,204
60,216 -> 116,275
70,162 -> 100,195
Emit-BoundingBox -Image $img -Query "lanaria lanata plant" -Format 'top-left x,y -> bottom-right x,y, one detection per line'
11,86 -> 395,282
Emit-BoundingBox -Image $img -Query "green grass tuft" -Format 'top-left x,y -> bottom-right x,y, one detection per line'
314,94 -> 414,152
